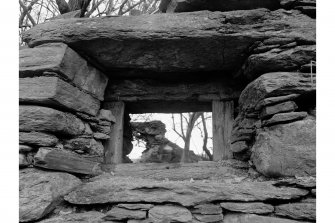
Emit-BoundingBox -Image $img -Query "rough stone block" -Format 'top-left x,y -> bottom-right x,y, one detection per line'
20,132 -> 59,147
19,144 -> 34,153
19,168 -> 81,222
64,137 -> 104,156
104,207 -> 146,221
20,76 -> 100,116
19,106 -> 85,136
252,119 -> 316,177
19,43 -> 108,100
262,111 -> 308,127
220,202 -> 274,214
259,101 -> 298,120
275,201 -> 316,221
149,205 -> 192,223
34,148 -> 103,175
223,213 -> 304,223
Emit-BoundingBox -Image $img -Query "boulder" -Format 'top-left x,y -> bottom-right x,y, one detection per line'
252,119 -> 316,177
231,141 -> 249,153
19,106 -> 85,136
259,101 -> 298,119
104,207 -> 147,221
19,168 -> 81,222
223,213 -> 304,223
19,43 -> 108,100
34,148 -> 103,175
220,202 -> 274,214
23,9 -> 315,74
160,0 -> 280,13
19,132 -> 59,147
64,176 -> 308,206
37,211 -> 106,223
275,200 -> 316,221
262,111 -> 308,126
148,205 -> 192,223
20,76 -> 100,116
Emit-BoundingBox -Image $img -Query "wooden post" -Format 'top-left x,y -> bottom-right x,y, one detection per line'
212,100 -> 234,161
103,101 -> 125,164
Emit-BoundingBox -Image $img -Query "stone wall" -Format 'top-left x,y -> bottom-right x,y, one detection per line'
19,42 -> 113,175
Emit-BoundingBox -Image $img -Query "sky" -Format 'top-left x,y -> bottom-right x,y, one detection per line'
128,113 -> 213,160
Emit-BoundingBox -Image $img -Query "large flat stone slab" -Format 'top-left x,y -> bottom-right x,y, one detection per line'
19,106 -> 85,136
38,211 -> 106,223
19,43 -> 108,100
275,200 -> 316,221
64,176 -> 308,206
20,76 -> 100,116
19,132 -> 59,147
23,9 -> 315,74
19,168 -> 81,222
160,0 -> 280,13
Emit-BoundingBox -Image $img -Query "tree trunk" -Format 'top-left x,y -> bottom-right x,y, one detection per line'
181,112 -> 201,163
201,113 -> 213,161
55,0 -> 70,14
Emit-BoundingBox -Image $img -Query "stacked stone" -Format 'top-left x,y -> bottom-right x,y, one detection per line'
231,72 -> 316,177
19,42 -> 112,175
131,121 -> 202,163
20,175 -> 315,223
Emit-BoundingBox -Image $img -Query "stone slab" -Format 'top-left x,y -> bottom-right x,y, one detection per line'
19,43 -> 108,100
19,106 -> 85,136
20,132 -> 59,147
20,76 -> 100,116
23,9 -> 315,74
64,176 -> 309,206
220,202 -> 274,214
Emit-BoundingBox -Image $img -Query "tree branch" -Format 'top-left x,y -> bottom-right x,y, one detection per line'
19,0 -> 37,27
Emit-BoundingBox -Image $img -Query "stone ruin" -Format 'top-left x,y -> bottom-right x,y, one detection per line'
19,0 -> 316,222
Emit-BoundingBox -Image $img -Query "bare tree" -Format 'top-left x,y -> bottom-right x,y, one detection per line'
172,112 -> 202,163
200,113 -> 213,160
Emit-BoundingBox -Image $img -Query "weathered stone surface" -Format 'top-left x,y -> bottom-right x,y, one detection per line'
255,94 -> 300,111
38,211 -> 106,223
34,148 -> 103,175
112,161 -> 248,181
104,78 -> 241,105
93,132 -> 110,140
19,106 -> 85,136
90,122 -> 112,135
19,144 -> 34,153
117,203 -> 154,210
273,177 -> 316,188
193,213 -> 224,223
23,9 -> 315,74
149,205 -> 192,223
19,168 -> 81,222
223,213 -> 304,223
262,111 -> 308,126
97,109 -> 115,122
239,72 -> 316,113
275,201 -> 316,220
160,0 -> 280,13
104,207 -> 146,221
19,154 -> 29,168
192,204 -> 222,215
239,45 -> 316,80
252,119 -> 316,177
20,132 -> 59,147
311,189 -> 316,196
64,176 -> 308,206
220,202 -> 274,214
64,137 -> 104,156
231,141 -> 249,153
20,76 -> 100,116
19,43 -> 108,100
259,101 -> 298,119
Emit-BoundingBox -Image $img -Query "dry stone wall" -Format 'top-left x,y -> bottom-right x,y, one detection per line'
19,42 -> 113,175
19,1 -> 316,222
